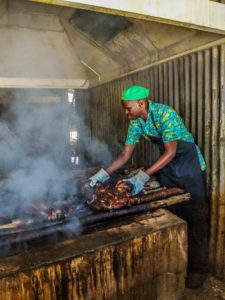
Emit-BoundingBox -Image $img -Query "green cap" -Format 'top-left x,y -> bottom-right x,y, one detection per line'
121,85 -> 149,101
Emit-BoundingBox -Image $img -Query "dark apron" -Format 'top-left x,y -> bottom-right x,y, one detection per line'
146,112 -> 209,274
150,135 -> 206,203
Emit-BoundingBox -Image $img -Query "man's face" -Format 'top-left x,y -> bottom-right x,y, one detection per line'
121,100 -> 141,120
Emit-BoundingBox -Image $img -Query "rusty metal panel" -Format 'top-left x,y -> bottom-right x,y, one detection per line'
204,50 -> 212,193
215,44 -> 225,278
184,55 -> 191,131
197,52 -> 204,150
210,46 -> 220,275
190,54 -> 197,139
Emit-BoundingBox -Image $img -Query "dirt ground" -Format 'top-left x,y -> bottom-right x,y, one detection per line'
182,276 -> 225,300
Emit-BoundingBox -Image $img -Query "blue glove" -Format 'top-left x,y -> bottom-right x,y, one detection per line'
125,170 -> 150,196
89,168 -> 110,187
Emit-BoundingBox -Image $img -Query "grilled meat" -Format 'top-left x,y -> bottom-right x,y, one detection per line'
86,177 -> 185,212
86,181 -> 140,211
29,199 -> 77,222
43,205 -> 76,221
114,180 -> 132,193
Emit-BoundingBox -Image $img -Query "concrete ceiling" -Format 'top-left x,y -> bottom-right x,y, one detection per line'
0,0 -> 224,89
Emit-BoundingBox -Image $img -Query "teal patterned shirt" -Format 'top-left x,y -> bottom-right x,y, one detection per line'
125,101 -> 206,171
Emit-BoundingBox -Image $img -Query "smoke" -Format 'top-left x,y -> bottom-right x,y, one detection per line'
0,90 -> 116,223
74,108 -> 115,168
62,217 -> 82,237
0,94 -> 76,216
0,121 -> 25,172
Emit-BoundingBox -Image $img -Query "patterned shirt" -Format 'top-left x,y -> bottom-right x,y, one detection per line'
125,101 -> 206,171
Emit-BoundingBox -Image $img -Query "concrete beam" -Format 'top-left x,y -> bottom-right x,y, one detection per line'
27,0 -> 225,35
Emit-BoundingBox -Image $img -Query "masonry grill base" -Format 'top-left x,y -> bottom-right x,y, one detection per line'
0,209 -> 187,300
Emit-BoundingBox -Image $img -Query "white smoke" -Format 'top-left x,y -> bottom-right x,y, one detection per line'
0,90 -> 115,220
0,95 -> 76,216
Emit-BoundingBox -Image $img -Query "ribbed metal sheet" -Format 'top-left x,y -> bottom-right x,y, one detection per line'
86,43 -> 225,277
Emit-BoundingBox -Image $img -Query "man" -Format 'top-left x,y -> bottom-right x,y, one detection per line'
89,85 -> 208,289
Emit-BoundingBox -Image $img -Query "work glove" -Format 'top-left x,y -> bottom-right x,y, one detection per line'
125,170 -> 150,196
89,168 -> 110,187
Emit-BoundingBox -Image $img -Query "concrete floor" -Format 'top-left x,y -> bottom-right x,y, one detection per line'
182,276 -> 225,300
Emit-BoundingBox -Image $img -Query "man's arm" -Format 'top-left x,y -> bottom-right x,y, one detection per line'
145,140 -> 178,176
116,141 -> 177,196
105,144 -> 136,175
87,144 -> 136,187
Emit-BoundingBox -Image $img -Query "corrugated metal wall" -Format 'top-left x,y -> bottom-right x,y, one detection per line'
82,43 -> 225,277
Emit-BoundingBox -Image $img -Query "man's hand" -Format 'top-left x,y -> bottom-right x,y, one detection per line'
89,168 -> 110,187
81,168 -> 110,199
125,170 -> 150,196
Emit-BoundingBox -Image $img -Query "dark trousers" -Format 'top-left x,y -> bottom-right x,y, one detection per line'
169,199 -> 209,273
166,172 -> 209,273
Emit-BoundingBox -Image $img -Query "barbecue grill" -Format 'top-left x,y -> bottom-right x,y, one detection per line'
0,167 -> 190,259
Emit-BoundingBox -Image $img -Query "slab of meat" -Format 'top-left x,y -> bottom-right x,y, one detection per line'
86,179 -> 185,211
86,180 -> 140,211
